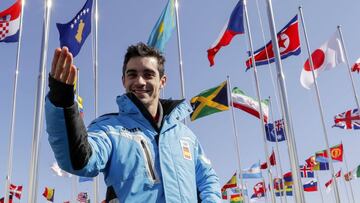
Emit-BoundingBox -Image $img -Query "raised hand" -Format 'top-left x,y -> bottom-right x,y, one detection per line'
50,47 -> 77,85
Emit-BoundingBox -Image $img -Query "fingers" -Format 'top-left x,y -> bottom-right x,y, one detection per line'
51,47 -> 77,85
66,65 -> 77,85
60,52 -> 73,83
54,47 -> 69,79
50,48 -> 61,77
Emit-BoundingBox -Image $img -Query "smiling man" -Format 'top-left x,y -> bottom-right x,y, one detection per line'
45,42 -> 221,203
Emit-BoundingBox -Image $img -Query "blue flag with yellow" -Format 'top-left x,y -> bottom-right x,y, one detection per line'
147,0 -> 175,52
56,0 -> 93,57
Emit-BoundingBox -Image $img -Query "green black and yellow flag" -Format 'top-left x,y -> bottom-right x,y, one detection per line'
190,81 -> 229,121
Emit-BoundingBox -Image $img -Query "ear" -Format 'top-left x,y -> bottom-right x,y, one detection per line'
122,75 -> 125,87
159,75 -> 167,89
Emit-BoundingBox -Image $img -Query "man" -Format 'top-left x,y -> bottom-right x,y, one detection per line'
45,43 -> 221,202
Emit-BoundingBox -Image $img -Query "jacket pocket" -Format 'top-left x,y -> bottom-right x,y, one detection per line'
135,136 -> 159,183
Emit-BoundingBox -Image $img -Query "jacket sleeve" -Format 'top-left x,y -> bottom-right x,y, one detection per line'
45,97 -> 113,176
45,76 -> 112,177
195,141 -> 222,203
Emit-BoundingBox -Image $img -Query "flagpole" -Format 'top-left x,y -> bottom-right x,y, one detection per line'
243,1 -> 276,202
4,1 -> 25,203
27,0 -> 52,202
227,76 -> 247,203
315,171 -> 324,203
343,151 -> 355,202
174,0 -> 186,99
74,68 -> 80,203
245,181 -> 250,203
269,97 -> 288,203
265,1 -> 307,201
337,26 -> 360,111
91,0 -> 100,201
298,6 -> 341,203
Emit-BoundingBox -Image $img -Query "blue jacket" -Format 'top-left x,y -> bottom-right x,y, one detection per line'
45,94 -> 221,203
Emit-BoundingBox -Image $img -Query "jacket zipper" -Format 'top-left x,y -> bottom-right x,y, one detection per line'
140,139 -> 157,182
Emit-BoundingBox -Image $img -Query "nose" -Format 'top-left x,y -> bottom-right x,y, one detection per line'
136,75 -> 146,85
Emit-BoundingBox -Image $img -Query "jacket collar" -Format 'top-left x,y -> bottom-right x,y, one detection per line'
116,93 -> 193,131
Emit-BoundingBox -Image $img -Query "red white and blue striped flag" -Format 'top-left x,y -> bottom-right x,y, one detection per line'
0,0 -> 22,43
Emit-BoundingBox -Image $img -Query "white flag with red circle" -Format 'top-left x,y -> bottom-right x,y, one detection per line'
300,32 -> 345,89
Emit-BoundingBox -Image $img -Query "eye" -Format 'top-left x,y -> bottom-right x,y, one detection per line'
126,72 -> 137,78
144,72 -> 156,79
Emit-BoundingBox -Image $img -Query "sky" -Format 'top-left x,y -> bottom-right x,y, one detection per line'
1,0 -> 360,202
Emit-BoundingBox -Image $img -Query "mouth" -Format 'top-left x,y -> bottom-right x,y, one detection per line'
131,89 -> 149,95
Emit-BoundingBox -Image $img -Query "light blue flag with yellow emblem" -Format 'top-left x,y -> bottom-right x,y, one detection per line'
147,0 -> 175,52
56,0 -> 93,57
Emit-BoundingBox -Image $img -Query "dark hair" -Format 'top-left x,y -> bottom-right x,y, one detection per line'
122,42 -> 165,77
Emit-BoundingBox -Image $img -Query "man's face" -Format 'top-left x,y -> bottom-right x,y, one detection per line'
122,56 -> 166,109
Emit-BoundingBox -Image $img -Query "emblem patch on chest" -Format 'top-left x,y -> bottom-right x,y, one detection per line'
180,140 -> 192,161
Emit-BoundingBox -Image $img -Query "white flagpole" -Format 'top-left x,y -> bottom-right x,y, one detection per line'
298,6 -> 341,203
28,0 -> 52,202
315,171 -> 324,203
269,97 -> 287,203
337,26 -> 360,111
343,151 -> 355,202
92,0 -> 100,202
264,0 -> 305,202
174,0 -> 186,100
4,1 -> 25,203
227,76 -> 247,203
243,1 -> 276,202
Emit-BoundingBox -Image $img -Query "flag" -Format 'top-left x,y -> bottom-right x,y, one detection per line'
303,179 -> 318,192
265,119 -> 286,142
51,162 -> 72,177
333,108 -> 360,130
222,173 -> 237,191
344,164 -> 360,181
299,164 -> 314,178
242,163 -> 262,179
42,187 -> 55,202
147,0 -> 175,52
351,57 -> 360,73
0,195 -> 13,203
325,170 -> 341,193
313,162 -> 329,171
75,95 -> 84,118
273,178 -> 283,190
315,143 -> 343,162
231,87 -> 269,122
252,182 -> 266,198
222,189 -> 228,200
344,171 -> 354,181
207,0 -> 244,66
306,155 -> 329,170
230,193 -> 244,203
245,15 -> 301,69
79,176 -> 94,183
0,0 -> 21,43
230,186 -> 248,197
283,172 -> 293,186
77,192 -> 88,203
285,185 -> 293,196
300,32 -> 345,89
56,0 -> 93,57
9,184 -> 22,199
260,150 -> 276,169
190,81 -> 229,121
354,165 -> 360,178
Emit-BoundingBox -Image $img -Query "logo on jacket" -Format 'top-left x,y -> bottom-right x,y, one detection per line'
180,140 -> 192,161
